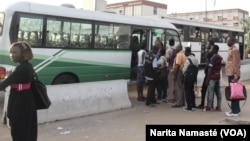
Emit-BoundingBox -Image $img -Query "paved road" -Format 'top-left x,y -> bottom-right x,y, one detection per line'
1,80 -> 250,141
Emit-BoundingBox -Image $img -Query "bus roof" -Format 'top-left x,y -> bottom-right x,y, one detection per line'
162,16 -> 244,32
3,1 -> 177,30
147,15 -> 244,33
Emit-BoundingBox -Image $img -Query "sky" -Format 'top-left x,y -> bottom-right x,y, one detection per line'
0,0 -> 250,14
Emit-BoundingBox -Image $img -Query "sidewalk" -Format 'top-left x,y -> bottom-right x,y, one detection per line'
0,80 -> 250,141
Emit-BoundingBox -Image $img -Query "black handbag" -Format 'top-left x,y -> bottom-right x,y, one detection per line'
32,72 -> 51,110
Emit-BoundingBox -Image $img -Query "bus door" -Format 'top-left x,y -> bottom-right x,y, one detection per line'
200,28 -> 210,65
237,34 -> 244,60
130,27 -> 150,80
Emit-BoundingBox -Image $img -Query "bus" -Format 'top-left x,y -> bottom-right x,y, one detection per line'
0,2 -> 181,84
161,16 -> 245,65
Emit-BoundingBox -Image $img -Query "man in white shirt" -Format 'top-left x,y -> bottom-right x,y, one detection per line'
136,43 -> 147,101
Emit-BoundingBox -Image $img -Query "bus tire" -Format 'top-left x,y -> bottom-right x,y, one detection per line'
52,74 -> 78,85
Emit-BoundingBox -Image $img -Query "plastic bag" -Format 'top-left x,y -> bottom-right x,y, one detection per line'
230,82 -> 247,100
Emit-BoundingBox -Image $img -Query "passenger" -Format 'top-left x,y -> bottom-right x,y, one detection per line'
136,43 -> 147,101
172,44 -> 186,108
155,38 -> 164,52
155,39 -> 164,101
156,48 -> 168,102
203,45 -> 223,112
144,46 -> 160,107
182,47 -> 198,112
197,40 -> 214,109
225,36 -> 241,117
0,41 -> 38,141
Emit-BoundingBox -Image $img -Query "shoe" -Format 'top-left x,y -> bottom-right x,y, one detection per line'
225,111 -> 239,117
196,104 -> 204,109
203,107 -> 212,112
215,106 -> 222,112
183,108 -> 192,112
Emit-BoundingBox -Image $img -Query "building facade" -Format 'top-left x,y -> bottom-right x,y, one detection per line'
83,0 -> 107,11
106,0 -> 167,17
167,9 -> 249,30
106,0 -> 249,30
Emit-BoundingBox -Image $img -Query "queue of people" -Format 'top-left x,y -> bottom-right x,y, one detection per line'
136,37 -> 242,117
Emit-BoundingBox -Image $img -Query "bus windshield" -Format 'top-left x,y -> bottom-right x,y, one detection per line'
0,12 -> 4,36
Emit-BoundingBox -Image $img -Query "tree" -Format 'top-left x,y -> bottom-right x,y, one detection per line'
240,17 -> 250,48
240,17 -> 250,58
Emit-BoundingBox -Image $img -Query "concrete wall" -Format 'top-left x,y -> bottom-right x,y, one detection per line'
2,79 -> 131,124
37,79 -> 131,124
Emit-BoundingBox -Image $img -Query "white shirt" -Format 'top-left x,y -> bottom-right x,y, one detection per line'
165,46 -> 175,59
157,56 -> 168,69
137,49 -> 146,67
182,55 -> 199,73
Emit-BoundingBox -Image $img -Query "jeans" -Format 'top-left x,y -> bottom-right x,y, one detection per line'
228,76 -> 240,114
207,79 -> 221,109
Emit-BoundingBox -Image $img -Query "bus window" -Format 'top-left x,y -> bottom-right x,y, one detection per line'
189,27 -> 200,41
115,25 -> 131,49
46,18 -> 71,47
209,29 -> 219,42
78,23 -> 92,48
152,28 -> 165,48
219,30 -> 229,43
47,18 -> 61,47
165,29 -> 181,48
70,22 -> 81,47
175,25 -> 184,42
18,15 -> 43,46
94,23 -> 109,49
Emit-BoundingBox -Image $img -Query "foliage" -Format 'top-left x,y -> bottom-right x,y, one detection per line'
240,17 -> 250,48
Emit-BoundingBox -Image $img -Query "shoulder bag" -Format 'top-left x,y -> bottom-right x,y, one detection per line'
32,72 -> 51,110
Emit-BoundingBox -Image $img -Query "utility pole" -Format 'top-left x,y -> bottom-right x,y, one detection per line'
205,0 -> 207,22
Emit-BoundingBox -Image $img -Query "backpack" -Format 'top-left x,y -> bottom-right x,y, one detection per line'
183,58 -> 198,84
169,48 -> 176,67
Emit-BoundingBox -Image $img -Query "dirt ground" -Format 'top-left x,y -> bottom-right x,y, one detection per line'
1,81 -> 250,141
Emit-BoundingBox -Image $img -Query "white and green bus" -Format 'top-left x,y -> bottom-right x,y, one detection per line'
0,2 -> 181,85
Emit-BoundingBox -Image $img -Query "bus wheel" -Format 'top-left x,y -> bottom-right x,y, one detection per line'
52,74 -> 78,85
